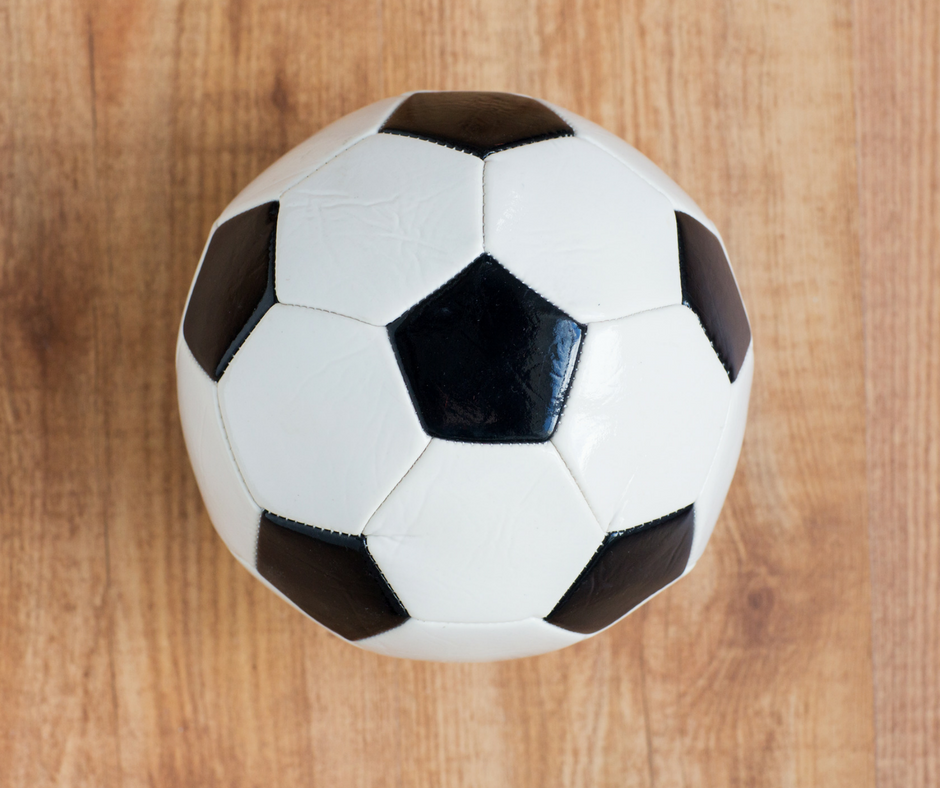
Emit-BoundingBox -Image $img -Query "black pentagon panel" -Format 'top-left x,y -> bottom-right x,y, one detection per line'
389,254 -> 584,443
256,512 -> 408,641
183,202 -> 279,381
380,91 -> 573,158
545,505 -> 695,634
676,212 -> 751,382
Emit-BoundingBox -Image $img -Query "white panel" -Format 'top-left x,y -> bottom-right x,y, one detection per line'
217,95 -> 407,225
687,345 -> 754,567
277,134 -> 484,325
357,617 -> 587,662
552,305 -> 731,532
176,340 -> 261,565
364,440 -> 603,624
483,136 -> 681,324
538,99 -> 720,238
218,304 -> 429,534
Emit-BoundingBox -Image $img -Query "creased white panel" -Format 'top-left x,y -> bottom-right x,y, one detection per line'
358,617 -> 586,662
217,95 -> 407,225
552,305 -> 731,532
218,304 -> 429,534
365,440 -> 603,623
483,136 -> 681,324
277,133 -> 484,325
687,345 -> 754,568
539,99 -> 720,238
177,340 -> 261,565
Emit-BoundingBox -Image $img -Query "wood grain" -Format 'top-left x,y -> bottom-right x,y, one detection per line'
0,0 -> 928,784
854,1 -> 940,785
0,3 -> 117,785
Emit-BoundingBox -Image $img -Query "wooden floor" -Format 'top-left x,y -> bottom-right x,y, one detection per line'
1,0 -> 936,785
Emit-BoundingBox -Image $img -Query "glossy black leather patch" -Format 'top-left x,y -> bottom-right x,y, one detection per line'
256,512 -> 408,641
389,254 -> 584,443
380,92 -> 573,158
545,505 -> 694,634
183,202 -> 278,381
676,212 -> 750,382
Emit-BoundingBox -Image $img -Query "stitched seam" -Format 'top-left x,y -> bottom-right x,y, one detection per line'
179,227 -> 217,328
180,341 -> 266,566
363,546 -> 410,616
275,298 -> 385,327
404,616 -> 567,627
557,114 -> 741,315
583,133 -> 675,204
212,403 -> 262,566
610,503 -> 694,538
271,95 -> 411,202
380,128 -> 482,157
262,511 -> 363,541
379,128 -> 574,159
546,537 -> 608,618
213,210 -> 280,380
547,505 -> 695,624
361,439 -> 432,535
485,130 -> 574,154
274,133 -> 374,201
217,314 -> 430,540
584,299 -> 688,327
481,155 -> 487,248
542,101 -> 677,206
553,322 -> 587,434
385,254 -> 583,445
262,510 -> 409,614
547,440 -> 606,535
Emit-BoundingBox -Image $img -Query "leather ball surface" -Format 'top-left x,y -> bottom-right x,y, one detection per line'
177,91 -> 753,662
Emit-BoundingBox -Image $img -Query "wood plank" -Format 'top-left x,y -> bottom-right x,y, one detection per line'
0,0 -> 881,785
381,1 -> 875,785
85,1 -> 406,785
0,1 -> 119,785
854,2 -> 940,785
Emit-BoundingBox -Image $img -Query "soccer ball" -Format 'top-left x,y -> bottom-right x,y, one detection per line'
177,91 -> 753,662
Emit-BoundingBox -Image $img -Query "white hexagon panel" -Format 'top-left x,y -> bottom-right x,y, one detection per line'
177,90 -> 753,662
483,136 -> 681,324
551,305 -> 731,533
217,303 -> 429,534
364,441 -> 603,624
276,133 -> 484,325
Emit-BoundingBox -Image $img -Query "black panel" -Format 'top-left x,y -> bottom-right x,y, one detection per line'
380,91 -> 573,158
389,254 -> 584,443
183,202 -> 279,381
256,512 -> 408,641
545,505 -> 695,634
676,212 -> 751,382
